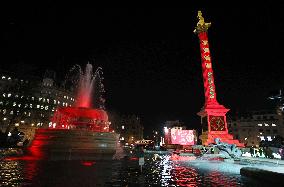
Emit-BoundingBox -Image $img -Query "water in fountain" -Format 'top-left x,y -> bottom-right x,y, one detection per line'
64,63 -> 104,108
51,63 -> 108,130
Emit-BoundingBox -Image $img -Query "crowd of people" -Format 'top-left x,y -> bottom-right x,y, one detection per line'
249,146 -> 284,159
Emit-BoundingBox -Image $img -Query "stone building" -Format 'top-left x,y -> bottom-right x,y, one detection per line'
109,113 -> 143,145
227,110 -> 284,147
0,70 -> 75,140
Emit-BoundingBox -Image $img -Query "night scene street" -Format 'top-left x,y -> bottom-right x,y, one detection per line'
1,4 -> 284,187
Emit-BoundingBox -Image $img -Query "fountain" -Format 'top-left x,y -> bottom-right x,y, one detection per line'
26,63 -> 119,160
51,63 -> 109,131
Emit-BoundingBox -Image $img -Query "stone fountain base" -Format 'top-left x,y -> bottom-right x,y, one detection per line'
28,129 -> 119,160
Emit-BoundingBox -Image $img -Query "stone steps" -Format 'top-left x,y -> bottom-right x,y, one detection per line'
240,167 -> 284,185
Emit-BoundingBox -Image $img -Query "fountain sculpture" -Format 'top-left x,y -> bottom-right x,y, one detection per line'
213,138 -> 242,159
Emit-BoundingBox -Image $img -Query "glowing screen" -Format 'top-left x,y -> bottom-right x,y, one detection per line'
170,129 -> 195,145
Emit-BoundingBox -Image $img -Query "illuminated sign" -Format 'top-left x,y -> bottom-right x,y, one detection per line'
170,129 -> 195,145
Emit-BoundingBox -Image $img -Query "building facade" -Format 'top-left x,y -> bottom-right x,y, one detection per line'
228,110 -> 284,147
0,70 -> 75,140
109,113 -> 143,145
163,120 -> 186,129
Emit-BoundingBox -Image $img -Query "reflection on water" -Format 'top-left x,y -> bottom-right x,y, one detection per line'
0,153 -> 270,186
202,170 -> 240,187
171,165 -> 200,186
0,161 -> 24,186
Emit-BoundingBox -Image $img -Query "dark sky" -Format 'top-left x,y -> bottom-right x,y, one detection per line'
2,4 -> 284,135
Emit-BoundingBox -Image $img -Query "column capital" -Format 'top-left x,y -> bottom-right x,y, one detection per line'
194,11 -> 211,34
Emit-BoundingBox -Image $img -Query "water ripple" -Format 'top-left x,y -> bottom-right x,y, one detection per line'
0,153 -> 272,186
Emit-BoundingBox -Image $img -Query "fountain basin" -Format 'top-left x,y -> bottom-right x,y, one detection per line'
51,107 -> 110,131
54,107 -> 108,121
26,129 -> 119,160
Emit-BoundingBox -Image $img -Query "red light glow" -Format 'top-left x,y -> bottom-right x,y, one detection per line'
81,161 -> 95,167
51,107 -> 109,132
170,154 -> 196,161
129,157 -> 139,161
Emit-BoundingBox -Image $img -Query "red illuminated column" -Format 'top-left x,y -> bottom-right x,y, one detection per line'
194,11 -> 218,106
194,11 -> 245,147
198,32 -> 218,105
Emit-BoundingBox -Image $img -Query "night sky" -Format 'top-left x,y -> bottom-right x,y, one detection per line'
2,4 -> 284,135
